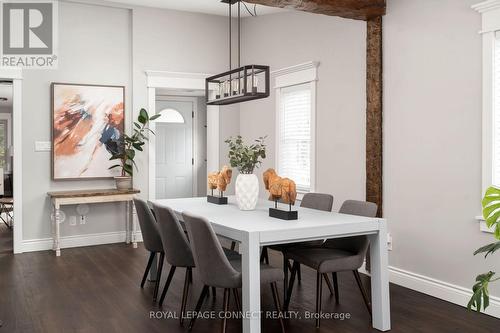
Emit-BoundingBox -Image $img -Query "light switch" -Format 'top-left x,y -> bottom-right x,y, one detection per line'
35,141 -> 51,152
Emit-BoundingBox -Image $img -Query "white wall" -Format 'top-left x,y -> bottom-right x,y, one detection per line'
384,0 -> 500,296
240,11 -> 366,206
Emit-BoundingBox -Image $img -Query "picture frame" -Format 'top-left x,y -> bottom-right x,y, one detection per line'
51,83 -> 125,180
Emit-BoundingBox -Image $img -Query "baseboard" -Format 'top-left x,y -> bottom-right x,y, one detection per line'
360,263 -> 500,318
22,231 -> 143,253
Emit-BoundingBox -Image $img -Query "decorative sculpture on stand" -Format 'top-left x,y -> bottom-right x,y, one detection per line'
263,168 -> 298,220
207,165 -> 233,204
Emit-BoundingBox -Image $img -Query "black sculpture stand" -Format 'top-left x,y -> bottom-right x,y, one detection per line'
269,201 -> 298,220
207,190 -> 228,205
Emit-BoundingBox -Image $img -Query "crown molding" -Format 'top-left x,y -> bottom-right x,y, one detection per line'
271,61 -> 319,77
472,0 -> 500,13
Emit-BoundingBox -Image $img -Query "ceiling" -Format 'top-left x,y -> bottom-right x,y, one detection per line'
104,0 -> 286,16
0,84 -> 12,108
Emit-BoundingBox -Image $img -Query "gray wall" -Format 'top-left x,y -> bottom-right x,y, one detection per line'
22,1 -> 131,240
240,11 -> 367,206
21,2 -> 233,241
131,6 -> 235,201
384,0 -> 500,296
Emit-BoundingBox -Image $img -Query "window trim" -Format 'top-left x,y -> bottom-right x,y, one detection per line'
473,1 -> 500,193
274,61 -> 319,195
473,1 -> 500,232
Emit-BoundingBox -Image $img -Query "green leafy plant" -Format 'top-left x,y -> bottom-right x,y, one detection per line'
468,186 -> 500,312
109,108 -> 160,176
225,135 -> 267,174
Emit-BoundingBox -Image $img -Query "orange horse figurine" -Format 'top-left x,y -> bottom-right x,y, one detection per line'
263,168 -> 297,205
208,165 -> 233,194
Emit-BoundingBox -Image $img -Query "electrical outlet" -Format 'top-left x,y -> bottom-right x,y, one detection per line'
69,216 -> 77,226
79,215 -> 87,225
387,233 -> 393,251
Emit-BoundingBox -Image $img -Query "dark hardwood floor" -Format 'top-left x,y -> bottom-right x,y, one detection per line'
0,243 -> 498,332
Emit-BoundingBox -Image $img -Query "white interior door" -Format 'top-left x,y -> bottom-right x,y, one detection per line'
155,100 -> 193,199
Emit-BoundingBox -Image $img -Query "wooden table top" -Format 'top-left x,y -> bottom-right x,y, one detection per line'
47,188 -> 140,198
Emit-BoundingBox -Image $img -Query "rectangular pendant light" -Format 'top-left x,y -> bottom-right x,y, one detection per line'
206,1 -> 270,106
206,65 -> 269,105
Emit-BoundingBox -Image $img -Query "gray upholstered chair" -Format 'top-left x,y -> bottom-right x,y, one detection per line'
284,199 -> 377,328
134,199 -> 164,302
183,212 -> 285,333
152,203 -> 196,325
263,193 -> 334,299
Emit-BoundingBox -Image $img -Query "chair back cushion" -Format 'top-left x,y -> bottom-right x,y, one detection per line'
324,200 -> 378,255
300,193 -> 334,212
133,199 -> 163,253
183,211 -> 241,288
152,204 -> 195,268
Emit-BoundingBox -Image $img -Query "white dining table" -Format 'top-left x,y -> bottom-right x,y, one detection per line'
151,196 -> 391,333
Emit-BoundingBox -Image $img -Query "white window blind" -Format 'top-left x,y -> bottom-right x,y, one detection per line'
278,83 -> 312,191
493,31 -> 500,186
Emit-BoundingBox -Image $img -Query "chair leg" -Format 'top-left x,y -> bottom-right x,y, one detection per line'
141,252 -> 156,288
297,264 -> 302,283
180,268 -> 191,326
212,287 -> 217,298
271,282 -> 286,333
189,285 -> 209,330
230,241 -> 236,251
283,255 -> 289,304
153,252 -> 165,302
159,265 -> 176,307
315,271 -> 323,328
233,289 -> 241,311
323,273 -> 334,295
332,272 -> 340,304
353,270 -> 372,317
221,288 -> 230,333
284,261 -> 299,310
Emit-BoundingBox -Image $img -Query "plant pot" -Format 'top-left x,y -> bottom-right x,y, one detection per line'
115,176 -> 132,190
235,173 -> 259,210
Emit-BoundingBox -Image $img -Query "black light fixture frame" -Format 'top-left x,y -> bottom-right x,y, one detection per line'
206,0 -> 270,106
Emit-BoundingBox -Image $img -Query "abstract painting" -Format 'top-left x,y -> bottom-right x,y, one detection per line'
51,83 -> 125,180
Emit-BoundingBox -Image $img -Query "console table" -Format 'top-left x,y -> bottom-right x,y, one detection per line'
47,188 -> 140,256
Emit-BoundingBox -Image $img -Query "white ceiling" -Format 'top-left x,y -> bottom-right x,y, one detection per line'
0,84 -> 12,108
103,0 -> 285,17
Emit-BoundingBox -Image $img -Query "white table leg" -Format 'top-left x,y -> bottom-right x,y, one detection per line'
54,203 -> 61,257
368,220 -> 391,331
125,201 -> 131,244
241,232 -> 261,333
130,200 -> 137,248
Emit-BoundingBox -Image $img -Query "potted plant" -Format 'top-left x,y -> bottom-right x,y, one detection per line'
225,135 -> 266,210
468,186 -> 500,312
108,108 -> 159,190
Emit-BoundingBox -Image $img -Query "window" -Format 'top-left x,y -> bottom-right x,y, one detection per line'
278,84 -> 312,191
157,108 -> 184,123
275,62 -> 318,193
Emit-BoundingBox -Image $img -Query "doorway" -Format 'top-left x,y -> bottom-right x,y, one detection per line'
155,98 -> 195,199
0,81 -> 13,254
154,94 -> 208,199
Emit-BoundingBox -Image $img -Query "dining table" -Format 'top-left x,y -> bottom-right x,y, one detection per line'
150,196 -> 391,333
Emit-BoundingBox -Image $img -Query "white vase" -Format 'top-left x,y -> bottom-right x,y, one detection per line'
235,173 -> 259,210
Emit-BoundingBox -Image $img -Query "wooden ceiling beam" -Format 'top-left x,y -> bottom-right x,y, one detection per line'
244,0 -> 386,21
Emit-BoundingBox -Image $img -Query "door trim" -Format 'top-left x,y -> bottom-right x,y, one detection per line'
155,96 -> 198,197
146,71 -> 220,201
0,67 -> 23,254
